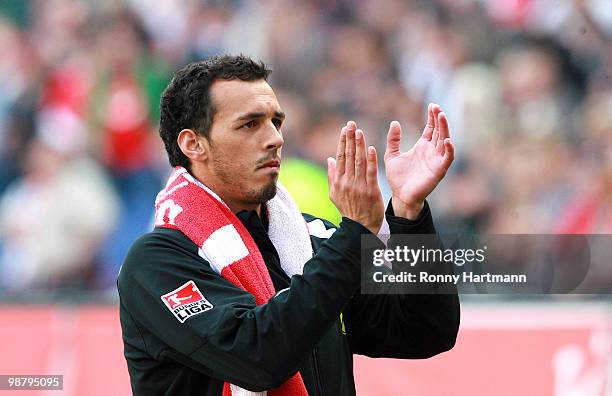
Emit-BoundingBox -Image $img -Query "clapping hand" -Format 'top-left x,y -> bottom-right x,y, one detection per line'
327,121 -> 385,235
384,103 -> 455,219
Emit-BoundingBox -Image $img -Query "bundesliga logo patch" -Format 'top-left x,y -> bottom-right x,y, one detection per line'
161,280 -> 213,323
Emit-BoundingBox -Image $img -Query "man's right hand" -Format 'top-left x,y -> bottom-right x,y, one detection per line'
327,121 -> 385,235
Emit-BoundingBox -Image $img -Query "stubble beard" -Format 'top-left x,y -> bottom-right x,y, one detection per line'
250,181 -> 277,203
211,157 -> 278,204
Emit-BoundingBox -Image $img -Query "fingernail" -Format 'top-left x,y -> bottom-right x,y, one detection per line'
356,129 -> 363,139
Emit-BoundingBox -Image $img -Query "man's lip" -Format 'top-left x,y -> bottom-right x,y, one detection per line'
260,160 -> 281,168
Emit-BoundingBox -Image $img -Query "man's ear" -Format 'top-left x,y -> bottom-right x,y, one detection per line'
177,129 -> 209,162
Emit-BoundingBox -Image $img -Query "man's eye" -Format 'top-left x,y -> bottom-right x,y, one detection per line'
242,120 -> 257,129
272,118 -> 283,129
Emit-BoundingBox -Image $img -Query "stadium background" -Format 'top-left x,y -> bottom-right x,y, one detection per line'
0,0 -> 610,394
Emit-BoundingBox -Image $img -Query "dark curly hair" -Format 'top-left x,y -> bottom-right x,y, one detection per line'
159,55 -> 272,171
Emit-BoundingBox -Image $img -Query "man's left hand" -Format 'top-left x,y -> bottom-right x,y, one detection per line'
384,103 -> 455,220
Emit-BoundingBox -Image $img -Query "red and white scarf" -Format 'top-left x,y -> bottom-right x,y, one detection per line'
154,166 -> 326,396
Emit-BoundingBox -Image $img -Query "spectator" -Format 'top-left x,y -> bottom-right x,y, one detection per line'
0,108 -> 118,291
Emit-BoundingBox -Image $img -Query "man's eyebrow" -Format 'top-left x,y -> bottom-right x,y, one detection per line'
235,111 -> 285,121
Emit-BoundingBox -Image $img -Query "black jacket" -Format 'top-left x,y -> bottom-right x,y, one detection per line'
118,201 -> 460,395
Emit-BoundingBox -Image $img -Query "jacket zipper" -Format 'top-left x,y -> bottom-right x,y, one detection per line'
312,346 -> 323,395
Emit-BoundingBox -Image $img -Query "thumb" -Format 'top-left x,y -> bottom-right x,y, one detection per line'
385,121 -> 402,159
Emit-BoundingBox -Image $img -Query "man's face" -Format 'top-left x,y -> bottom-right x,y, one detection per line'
204,79 -> 285,207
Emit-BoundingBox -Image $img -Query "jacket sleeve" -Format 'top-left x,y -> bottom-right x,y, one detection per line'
344,200 -> 461,359
118,218 -> 367,392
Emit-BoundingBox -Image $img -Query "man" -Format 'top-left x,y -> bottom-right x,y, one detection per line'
118,55 -> 459,396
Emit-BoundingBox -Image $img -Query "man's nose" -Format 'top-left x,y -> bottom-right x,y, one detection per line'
264,122 -> 284,151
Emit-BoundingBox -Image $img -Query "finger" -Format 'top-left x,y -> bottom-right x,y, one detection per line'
385,120 -> 402,159
442,138 -> 455,168
421,103 -> 435,140
354,129 -> 367,181
366,145 -> 379,187
327,157 -> 336,188
336,125 -> 347,175
432,103 -> 442,118
345,122 -> 356,179
431,104 -> 441,145
436,112 -> 449,153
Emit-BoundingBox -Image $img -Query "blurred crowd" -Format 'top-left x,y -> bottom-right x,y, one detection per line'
0,0 -> 610,292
